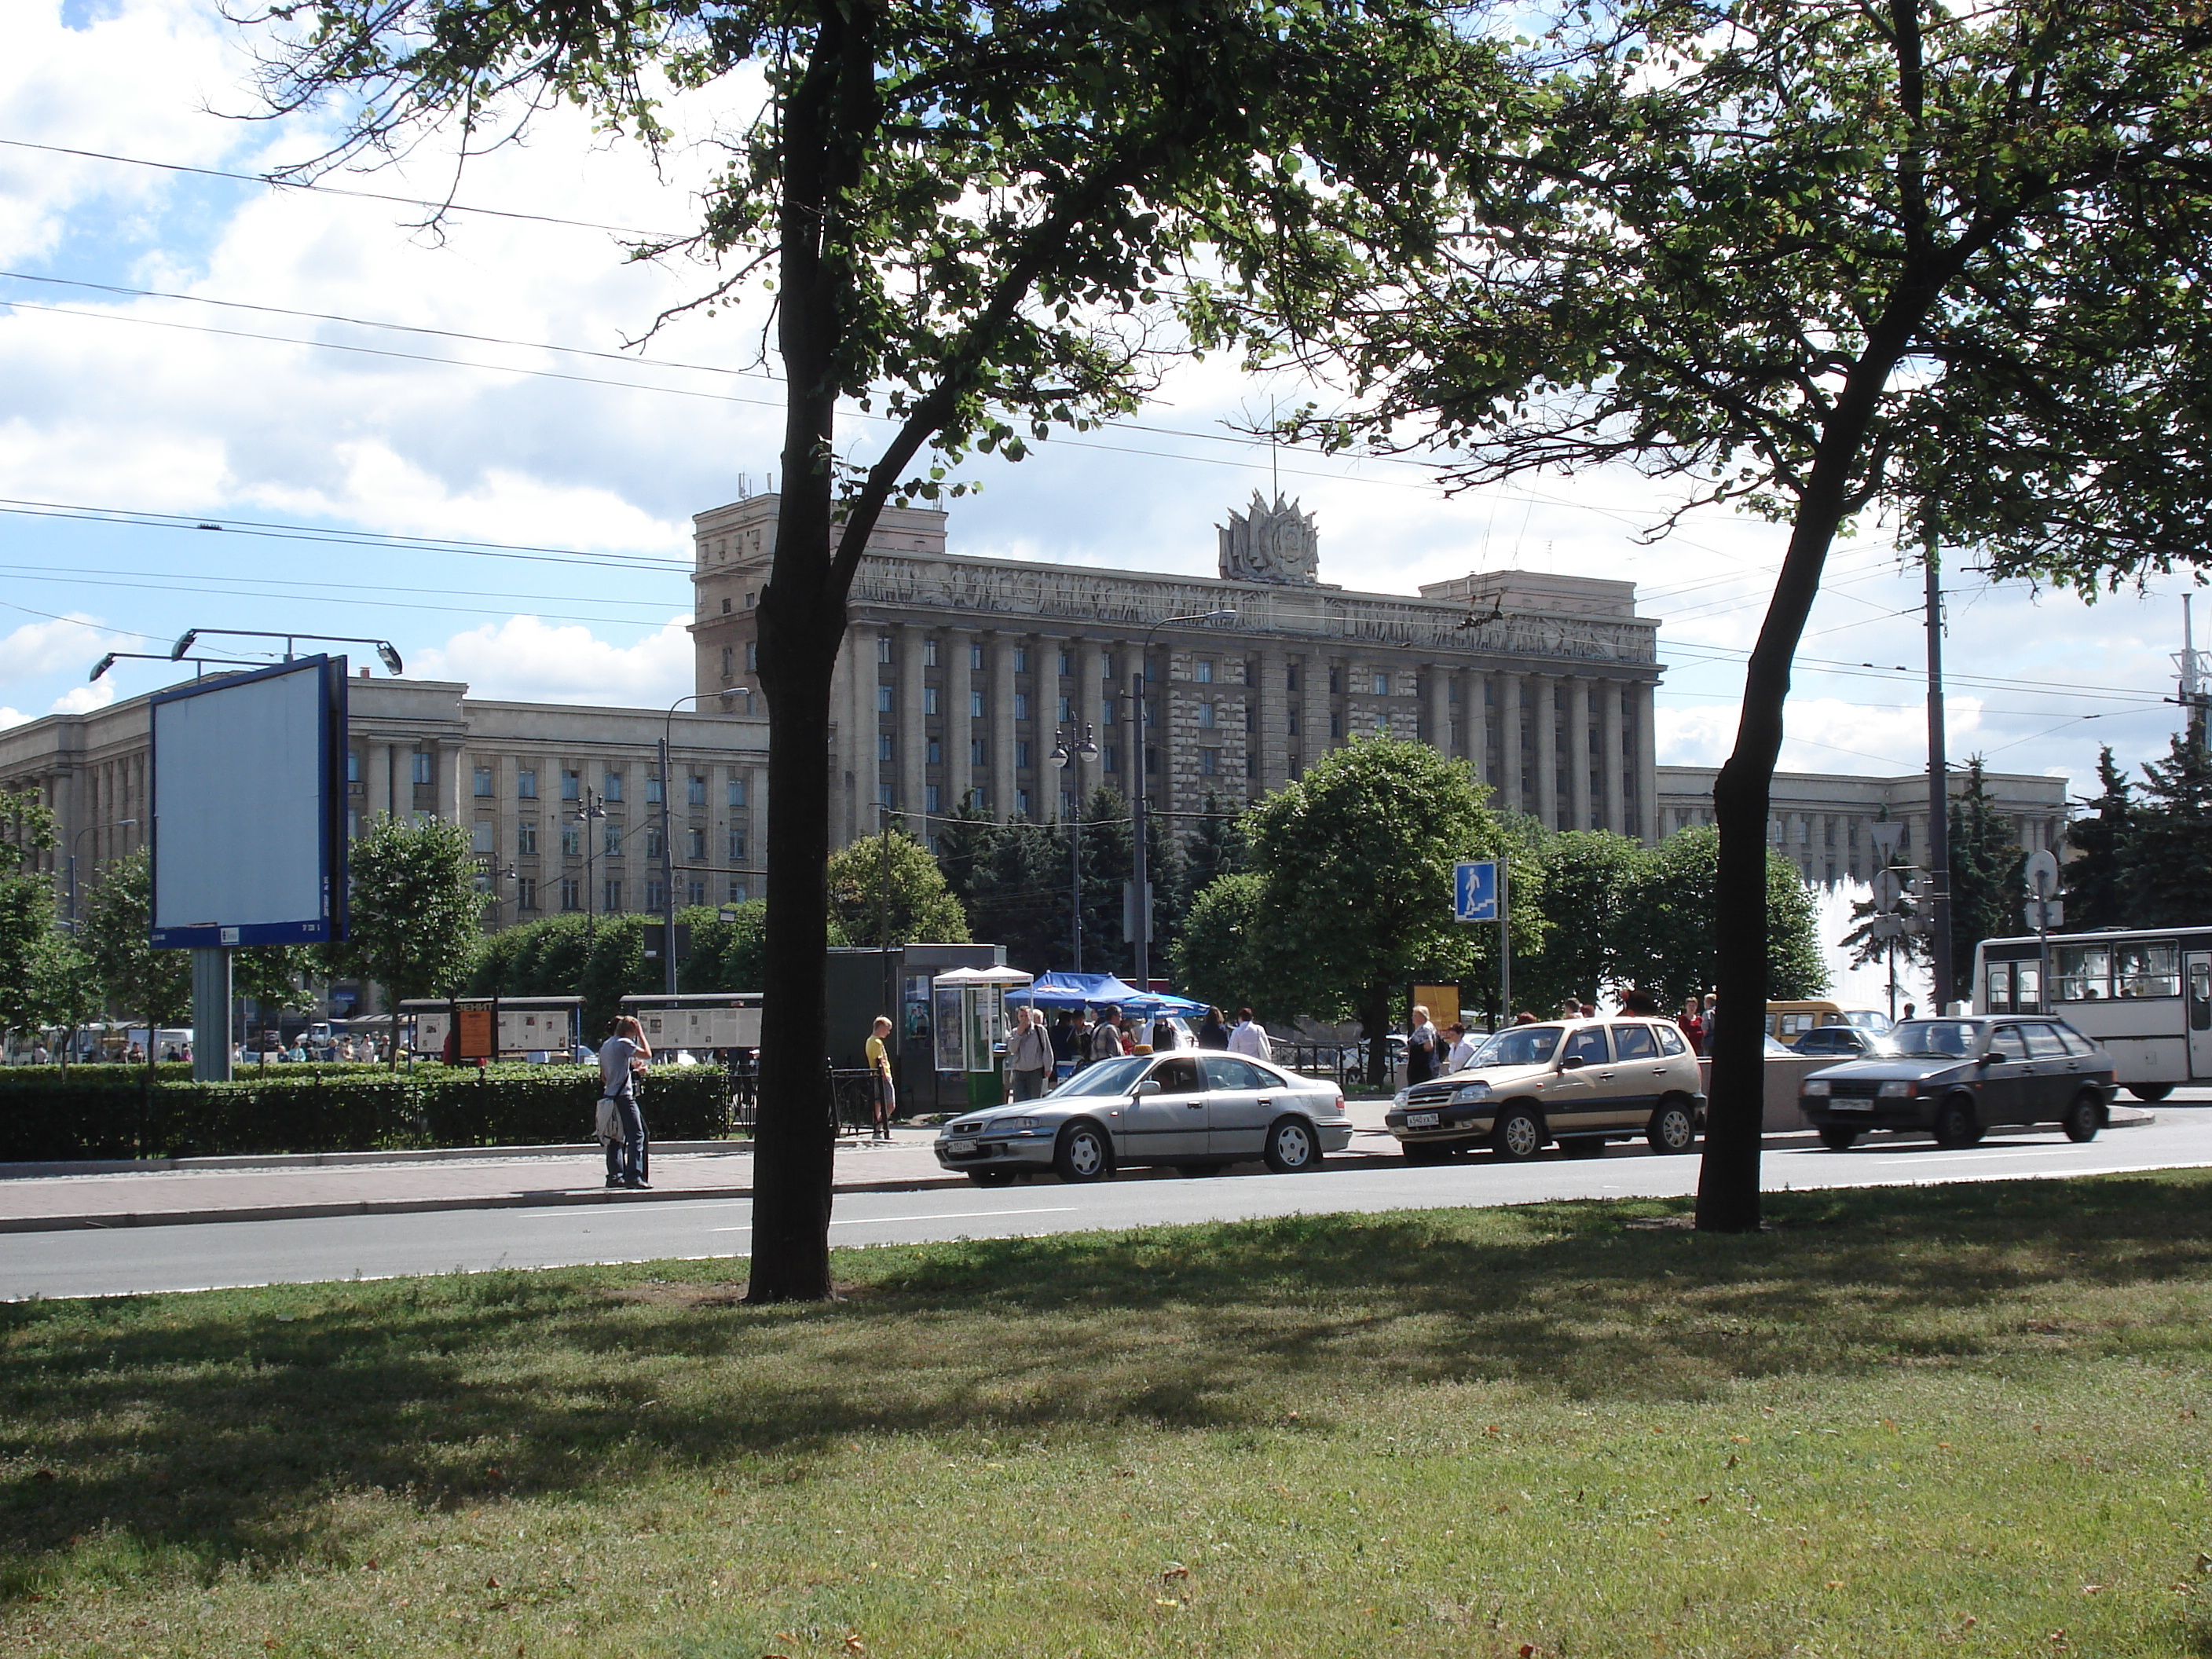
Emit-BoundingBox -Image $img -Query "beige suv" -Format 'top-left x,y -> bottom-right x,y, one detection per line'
1385,1016 -> 1707,1163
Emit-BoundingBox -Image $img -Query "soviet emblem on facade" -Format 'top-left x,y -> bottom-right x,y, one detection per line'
1218,491 -> 1320,585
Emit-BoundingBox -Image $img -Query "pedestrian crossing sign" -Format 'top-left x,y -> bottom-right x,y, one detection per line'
1453,860 -> 1498,923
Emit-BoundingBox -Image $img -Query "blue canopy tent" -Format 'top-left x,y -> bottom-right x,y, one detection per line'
1007,972 -> 1204,1016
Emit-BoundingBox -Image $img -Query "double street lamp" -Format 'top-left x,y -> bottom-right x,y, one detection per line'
67,818 -> 137,928
1049,723 -> 1100,971
1127,609 -> 1237,990
573,788 -> 607,939
171,628 -> 404,674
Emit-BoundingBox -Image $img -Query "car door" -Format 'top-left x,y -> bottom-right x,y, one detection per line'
1116,1056 -> 1209,1163
2020,1022 -> 2079,1122
1979,1024 -> 2035,1123
1202,1055 -> 1275,1159
1604,1024 -> 1668,1126
1547,1025 -> 1610,1132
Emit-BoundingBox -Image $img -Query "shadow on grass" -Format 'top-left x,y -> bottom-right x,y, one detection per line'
2,1171 -> 2208,1586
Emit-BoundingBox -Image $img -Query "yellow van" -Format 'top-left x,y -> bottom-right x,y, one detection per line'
1767,1001 -> 1894,1041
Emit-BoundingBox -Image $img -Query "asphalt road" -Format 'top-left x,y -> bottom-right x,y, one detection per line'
9,1108 -> 2211,1301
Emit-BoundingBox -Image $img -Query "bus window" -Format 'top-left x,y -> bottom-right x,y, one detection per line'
1987,962 -> 2012,1011
2192,961 -> 2211,1032
2113,943 -> 2180,998
2016,961 -> 2042,1011
2053,943 -> 2111,1002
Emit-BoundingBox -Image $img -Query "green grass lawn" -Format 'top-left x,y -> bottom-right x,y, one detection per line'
5,1174 -> 2212,1657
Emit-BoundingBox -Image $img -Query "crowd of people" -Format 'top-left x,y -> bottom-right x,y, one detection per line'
1401,988 -> 1725,1087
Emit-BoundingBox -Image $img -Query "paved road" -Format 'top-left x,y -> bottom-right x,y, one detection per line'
9,1109 -> 2211,1301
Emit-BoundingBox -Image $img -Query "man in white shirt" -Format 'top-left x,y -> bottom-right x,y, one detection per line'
1226,1006 -> 1272,1062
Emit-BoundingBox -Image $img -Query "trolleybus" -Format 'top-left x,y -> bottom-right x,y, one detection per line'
1974,925 -> 2212,1100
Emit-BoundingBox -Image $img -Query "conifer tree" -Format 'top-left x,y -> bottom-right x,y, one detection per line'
2127,722 -> 2212,929
1946,760 -> 2026,976
2063,746 -> 2137,931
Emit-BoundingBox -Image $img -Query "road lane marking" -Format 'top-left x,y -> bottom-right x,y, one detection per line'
712,1205 -> 1077,1234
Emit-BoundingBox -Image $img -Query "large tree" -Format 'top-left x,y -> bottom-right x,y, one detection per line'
246,0 -> 1482,1298
1946,759 -> 2027,981
2062,746 -> 2137,932
827,827 -> 971,947
1218,0 -> 2212,1229
321,816 -> 486,1068
0,789 -> 64,1048
2127,726 -> 2212,931
1513,828 -> 1646,1016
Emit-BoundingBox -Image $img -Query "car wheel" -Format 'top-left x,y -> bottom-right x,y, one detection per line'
1558,1137 -> 1608,1159
1818,1125 -> 1859,1152
2064,1090 -> 2105,1143
1053,1122 -> 1113,1183
2126,1083 -> 2172,1103
1646,1101 -> 1698,1155
968,1169 -> 1016,1188
1492,1104 -> 1544,1162
1932,1095 -> 1981,1149
1264,1117 -> 1318,1173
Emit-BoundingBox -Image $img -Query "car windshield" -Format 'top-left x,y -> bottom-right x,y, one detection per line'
1888,1020 -> 1976,1058
1046,1056 -> 1152,1097
1470,1025 -> 1564,1068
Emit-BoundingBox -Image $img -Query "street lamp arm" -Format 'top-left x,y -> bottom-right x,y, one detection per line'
170,628 -> 404,675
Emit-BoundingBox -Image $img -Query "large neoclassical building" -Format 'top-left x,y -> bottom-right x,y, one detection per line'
690,489 -> 1668,848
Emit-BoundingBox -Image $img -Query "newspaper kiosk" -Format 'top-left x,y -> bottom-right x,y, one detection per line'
931,966 -> 1032,1108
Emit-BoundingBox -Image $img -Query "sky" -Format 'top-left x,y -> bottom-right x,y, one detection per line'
2,0 -> 2200,830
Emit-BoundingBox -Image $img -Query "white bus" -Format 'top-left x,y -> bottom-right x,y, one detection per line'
1974,926 -> 2210,1100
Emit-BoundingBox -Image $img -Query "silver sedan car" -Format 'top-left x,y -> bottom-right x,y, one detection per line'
932,1052 -> 1354,1185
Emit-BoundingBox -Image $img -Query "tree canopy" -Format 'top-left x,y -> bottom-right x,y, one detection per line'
827,828 -> 970,947
321,815 -> 485,1064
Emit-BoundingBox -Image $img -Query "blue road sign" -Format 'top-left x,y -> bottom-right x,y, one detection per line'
1453,860 -> 1497,923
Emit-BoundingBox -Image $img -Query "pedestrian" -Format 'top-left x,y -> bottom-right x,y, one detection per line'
1618,986 -> 1662,1016
1227,1006 -> 1272,1062
1198,1006 -> 1230,1050
1049,1009 -> 1078,1075
1557,998 -> 1582,1020
1007,1005 -> 1054,1101
1514,1010 -> 1538,1025
1149,1015 -> 1178,1052
1678,996 -> 1706,1056
597,1015 -> 652,1189
1065,1010 -> 1092,1072
1902,1001 -> 1917,1021
1445,1022 -> 1479,1071
1090,1007 -> 1126,1065
866,1014 -> 897,1139
1406,1004 -> 1440,1085
1580,1002 -> 1599,1019
31,1042 -> 48,1065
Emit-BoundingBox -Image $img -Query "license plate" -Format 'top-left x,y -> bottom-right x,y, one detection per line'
947,1138 -> 978,1154
1406,1111 -> 1439,1128
1827,1101 -> 1872,1112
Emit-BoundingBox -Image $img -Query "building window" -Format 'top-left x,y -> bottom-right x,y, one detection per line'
471,821 -> 494,854
687,828 -> 706,860
1196,659 -> 1214,684
1199,748 -> 1221,775
645,826 -> 665,860
877,686 -> 895,713
605,823 -> 623,858
517,767 -> 537,800
878,734 -> 895,762
1247,752 -> 1259,777
1016,789 -> 1031,816
1287,665 -> 1300,691
517,819 -> 537,855
603,771 -> 623,802
1198,701 -> 1216,729
1060,789 -> 1075,819
559,877 -> 581,911
970,643 -> 984,669
729,878 -> 750,903
1287,710 -> 1301,737
1103,745 -> 1118,774
562,768 -> 580,801
1016,740 -> 1032,769
646,877 -> 667,913
346,749 -> 361,784
971,738 -> 987,766
923,638 -> 939,667
412,750 -> 433,786
687,879 -> 706,906
728,778 -> 747,808
688,775 -> 707,806
971,691 -> 984,718
721,646 -> 735,682
517,877 -> 538,911
1246,705 -> 1256,732
1331,712 -> 1344,740
927,738 -> 943,767
924,687 -> 939,716
561,824 -> 582,857
728,829 -> 747,863
877,635 -> 893,663
1013,647 -> 1028,673
1100,698 -> 1115,727
1371,672 -> 1386,696
1144,746 -> 1159,775
1014,692 -> 1030,721
745,641 -> 759,672
1328,667 -> 1342,694
604,879 -> 621,912
1057,695 -> 1073,723
1101,654 -> 1116,680
646,774 -> 665,805
925,784 -> 942,814
1058,648 -> 1072,676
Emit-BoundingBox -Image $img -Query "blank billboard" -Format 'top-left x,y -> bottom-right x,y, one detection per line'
150,656 -> 348,948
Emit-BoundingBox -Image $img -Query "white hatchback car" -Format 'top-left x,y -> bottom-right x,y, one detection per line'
932,1052 -> 1354,1185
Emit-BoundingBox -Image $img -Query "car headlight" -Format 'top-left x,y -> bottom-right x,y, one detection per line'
1801,1079 -> 1830,1097
1451,1083 -> 1491,1104
1878,1081 -> 1913,1098
1393,1090 -> 1408,1109
991,1116 -> 1040,1133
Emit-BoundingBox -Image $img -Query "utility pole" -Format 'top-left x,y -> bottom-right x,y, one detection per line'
1923,510 -> 1954,1013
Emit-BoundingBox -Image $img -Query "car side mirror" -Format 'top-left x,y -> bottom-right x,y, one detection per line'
1976,1052 -> 1994,1066
1560,1055 -> 1585,1070
1133,1079 -> 1163,1097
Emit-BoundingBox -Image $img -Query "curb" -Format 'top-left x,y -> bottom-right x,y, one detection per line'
0,1137 -> 971,1181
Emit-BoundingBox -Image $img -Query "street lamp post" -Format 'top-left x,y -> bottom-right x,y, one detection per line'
67,818 -> 138,929
1049,725 -> 1100,970
91,652 -> 258,683
573,788 -> 606,940
1128,609 -> 1237,991
171,628 -> 405,673
657,690 -> 745,996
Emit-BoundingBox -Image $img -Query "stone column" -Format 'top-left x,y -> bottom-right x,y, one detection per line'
1600,680 -> 1624,834
1499,672 -> 1524,816
1533,675 -> 1559,829
1467,672 -> 1491,786
1568,677 -> 1592,833
1635,680 -> 1659,843
365,741 -> 394,821
990,634 -> 1017,819
750,762 -> 768,880
438,739 -> 465,822
1302,656 -> 1328,778
1424,667 -> 1451,764
1258,645 -> 1290,794
947,626 -> 974,811
848,639 -> 879,841
1075,638 -> 1106,811
897,623 -> 925,820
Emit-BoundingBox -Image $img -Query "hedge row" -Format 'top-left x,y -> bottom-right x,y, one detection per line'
0,1066 -> 742,1163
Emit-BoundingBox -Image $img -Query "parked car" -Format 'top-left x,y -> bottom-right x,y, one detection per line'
932,1053 -> 1353,1185
1799,1015 -> 2117,1150
1383,1016 -> 1706,1163
1790,1025 -> 1896,1059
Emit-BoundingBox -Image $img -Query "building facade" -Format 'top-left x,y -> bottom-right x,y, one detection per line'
1655,766 -> 2071,886
0,671 -> 774,927
688,489 -> 1668,847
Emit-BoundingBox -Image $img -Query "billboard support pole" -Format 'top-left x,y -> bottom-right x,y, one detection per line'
1498,860 -> 1512,1026
192,948 -> 233,1082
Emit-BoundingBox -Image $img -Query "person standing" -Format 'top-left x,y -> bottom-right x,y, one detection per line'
1090,1007 -> 1126,1065
1678,996 -> 1707,1055
597,1015 -> 652,1189
1227,1006 -> 1272,1062
1405,1005 -> 1439,1086
1198,1007 -> 1230,1050
866,1015 -> 897,1140
1007,1005 -> 1053,1101
1445,1022 -> 1479,1072
1065,1010 -> 1092,1073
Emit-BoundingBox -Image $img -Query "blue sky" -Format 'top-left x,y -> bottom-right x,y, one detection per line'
2,0 -> 2198,816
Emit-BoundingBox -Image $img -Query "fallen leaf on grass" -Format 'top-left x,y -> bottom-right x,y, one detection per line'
1155,1599 -> 1181,1610
844,1635 -> 867,1654
2082,1584 -> 2104,1595
486,1577 -> 500,1589
1162,1566 -> 1189,1581
1826,1581 -> 1846,1591
1696,1495 -> 1711,1505
1726,1455 -> 1739,1469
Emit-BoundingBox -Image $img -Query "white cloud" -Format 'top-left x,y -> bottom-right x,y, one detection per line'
0,706 -> 30,731
1657,694 -> 1985,776
0,613 -> 115,685
411,613 -> 694,706
49,679 -> 116,714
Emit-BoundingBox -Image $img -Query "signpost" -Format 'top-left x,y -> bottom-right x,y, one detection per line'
1453,859 -> 1509,1027
2024,849 -> 2061,1011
